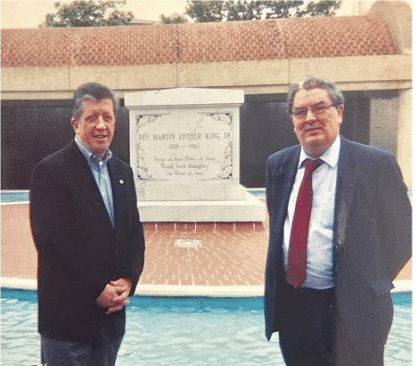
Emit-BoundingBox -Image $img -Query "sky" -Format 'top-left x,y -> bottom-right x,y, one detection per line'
1,0 -> 189,28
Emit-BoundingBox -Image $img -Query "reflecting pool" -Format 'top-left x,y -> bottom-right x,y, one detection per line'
1,289 -> 412,366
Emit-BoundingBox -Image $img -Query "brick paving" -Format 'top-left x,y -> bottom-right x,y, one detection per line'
142,222 -> 267,286
1,203 -> 411,290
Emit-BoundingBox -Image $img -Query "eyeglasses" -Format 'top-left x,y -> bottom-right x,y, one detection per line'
292,103 -> 336,120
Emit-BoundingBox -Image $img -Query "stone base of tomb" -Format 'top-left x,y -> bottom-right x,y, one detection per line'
137,186 -> 265,222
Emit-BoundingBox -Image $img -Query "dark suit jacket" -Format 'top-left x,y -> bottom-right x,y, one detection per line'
264,136 -> 411,360
30,141 -> 145,342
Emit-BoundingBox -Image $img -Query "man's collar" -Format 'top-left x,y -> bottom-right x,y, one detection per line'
299,135 -> 341,168
74,137 -> 112,163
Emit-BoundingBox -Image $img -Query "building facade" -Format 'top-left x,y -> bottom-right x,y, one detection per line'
1,1 -> 412,190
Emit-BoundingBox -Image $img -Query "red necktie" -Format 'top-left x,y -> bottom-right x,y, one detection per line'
287,159 -> 322,288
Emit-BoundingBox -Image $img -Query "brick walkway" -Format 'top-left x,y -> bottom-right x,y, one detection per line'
1,203 -> 412,292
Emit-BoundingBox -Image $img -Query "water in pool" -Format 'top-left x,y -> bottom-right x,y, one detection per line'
1,290 -> 412,365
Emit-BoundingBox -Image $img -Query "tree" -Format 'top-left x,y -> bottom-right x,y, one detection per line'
41,1 -> 134,28
160,13 -> 188,24
185,0 -> 341,23
185,1 -> 224,22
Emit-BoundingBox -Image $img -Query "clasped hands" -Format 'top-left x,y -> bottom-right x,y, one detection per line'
95,278 -> 132,314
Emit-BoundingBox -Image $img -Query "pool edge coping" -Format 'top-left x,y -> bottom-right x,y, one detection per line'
1,277 -> 412,297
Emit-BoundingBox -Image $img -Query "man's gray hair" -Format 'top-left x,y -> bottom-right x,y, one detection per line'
286,77 -> 345,116
72,82 -> 118,120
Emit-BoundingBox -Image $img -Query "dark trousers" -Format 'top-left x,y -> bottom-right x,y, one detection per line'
278,281 -> 337,366
41,335 -> 123,366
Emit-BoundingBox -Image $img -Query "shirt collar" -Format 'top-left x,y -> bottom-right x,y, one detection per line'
299,134 -> 341,169
74,137 -> 113,164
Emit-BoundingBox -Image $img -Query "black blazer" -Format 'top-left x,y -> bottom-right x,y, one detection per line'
264,136 -> 411,359
30,141 -> 145,342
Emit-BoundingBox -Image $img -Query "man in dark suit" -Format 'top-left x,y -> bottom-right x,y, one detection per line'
264,77 -> 411,366
30,83 -> 146,366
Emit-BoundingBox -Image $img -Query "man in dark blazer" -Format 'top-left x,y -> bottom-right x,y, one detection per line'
30,83 -> 146,365
264,77 -> 411,366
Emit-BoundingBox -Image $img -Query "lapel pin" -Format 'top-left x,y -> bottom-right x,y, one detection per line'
119,179 -> 125,185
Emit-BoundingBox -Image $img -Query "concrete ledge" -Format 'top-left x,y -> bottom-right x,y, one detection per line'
135,284 -> 264,297
392,279 -> 412,293
1,277 -> 37,291
1,55 -> 412,100
1,277 -> 411,297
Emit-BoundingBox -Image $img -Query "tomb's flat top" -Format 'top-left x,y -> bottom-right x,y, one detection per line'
125,88 -> 244,108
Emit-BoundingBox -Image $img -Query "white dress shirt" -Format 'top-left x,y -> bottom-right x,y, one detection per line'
75,138 -> 115,228
283,135 -> 341,289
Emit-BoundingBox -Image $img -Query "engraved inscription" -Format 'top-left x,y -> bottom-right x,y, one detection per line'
134,111 -> 233,182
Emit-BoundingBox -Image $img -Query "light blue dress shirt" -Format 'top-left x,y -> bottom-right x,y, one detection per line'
75,138 -> 115,228
283,135 -> 341,289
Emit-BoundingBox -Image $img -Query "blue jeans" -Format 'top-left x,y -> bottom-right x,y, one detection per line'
41,335 -> 123,366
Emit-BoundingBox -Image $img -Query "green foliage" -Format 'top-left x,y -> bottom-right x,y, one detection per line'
296,1 -> 341,17
185,0 -> 341,22
42,1 -> 134,28
185,1 -> 224,22
160,14 -> 188,24
223,0 -> 264,21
